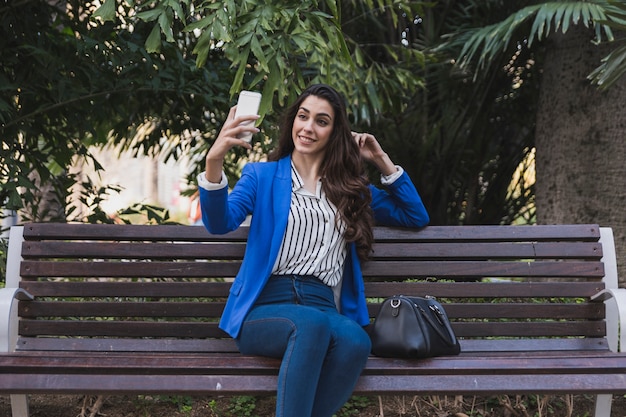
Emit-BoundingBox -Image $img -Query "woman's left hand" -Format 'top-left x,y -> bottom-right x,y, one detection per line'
351,132 -> 397,176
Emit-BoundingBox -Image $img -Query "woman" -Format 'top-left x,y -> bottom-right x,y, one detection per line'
198,84 -> 429,417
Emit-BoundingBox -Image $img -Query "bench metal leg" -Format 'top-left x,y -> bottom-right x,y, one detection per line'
10,394 -> 29,417
3,227 -> 31,416
594,394 -> 612,417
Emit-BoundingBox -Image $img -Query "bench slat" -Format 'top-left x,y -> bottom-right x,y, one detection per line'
353,374 -> 626,396
20,281 -> 232,297
20,261 -> 241,279
370,242 -> 602,260
362,260 -> 604,278
18,319 -> 605,338
21,241 -> 602,260
2,372 -> 623,395
21,301 -> 226,317
22,223 -> 249,242
16,337 -> 241,353
370,224 -> 601,242
20,281 -> 603,299
368,303 -> 604,320
19,320 -> 226,338
15,337 -> 610,354
363,281 -> 604,298
22,241 -> 246,260
20,260 -> 605,279
22,301 -> 604,320
453,321 -> 605,338
23,223 -> 600,242
4,352 -> 626,375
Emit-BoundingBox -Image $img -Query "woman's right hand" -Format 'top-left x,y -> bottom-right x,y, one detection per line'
205,106 -> 259,182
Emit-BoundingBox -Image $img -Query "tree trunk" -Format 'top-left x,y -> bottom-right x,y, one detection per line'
535,26 -> 626,282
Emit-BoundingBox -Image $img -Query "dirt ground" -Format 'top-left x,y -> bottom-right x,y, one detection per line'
1,393 -> 625,417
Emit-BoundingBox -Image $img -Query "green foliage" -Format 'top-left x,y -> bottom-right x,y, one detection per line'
132,394 -> 193,415
2,0 -> 556,226
589,1 -> 626,88
335,395 -> 373,416
108,0 -> 429,117
1,0 -> 232,220
3,0 -> 431,225
156,395 -> 194,414
227,395 -> 258,417
369,1 -> 539,225
208,398 -> 219,414
454,0 -> 626,89
435,0 -> 626,223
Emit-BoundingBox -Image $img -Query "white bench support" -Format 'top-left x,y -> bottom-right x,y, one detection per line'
593,227 -> 623,417
1,226 -> 30,417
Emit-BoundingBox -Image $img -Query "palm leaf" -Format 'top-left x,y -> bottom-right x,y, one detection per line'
458,2 -> 615,74
588,0 -> 626,88
589,44 -> 626,88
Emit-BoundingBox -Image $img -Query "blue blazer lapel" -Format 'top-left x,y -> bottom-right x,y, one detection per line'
268,155 -> 293,262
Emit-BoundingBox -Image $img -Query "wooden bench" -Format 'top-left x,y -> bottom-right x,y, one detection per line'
1,222 -> 625,417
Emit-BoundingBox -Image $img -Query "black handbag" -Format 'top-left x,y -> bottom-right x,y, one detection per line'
369,295 -> 461,358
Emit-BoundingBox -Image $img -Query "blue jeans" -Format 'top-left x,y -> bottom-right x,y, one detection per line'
236,275 -> 371,417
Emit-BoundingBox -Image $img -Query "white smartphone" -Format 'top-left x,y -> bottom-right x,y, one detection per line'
234,90 -> 262,142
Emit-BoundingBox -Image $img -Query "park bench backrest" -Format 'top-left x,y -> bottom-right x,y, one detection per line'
15,223 -> 606,354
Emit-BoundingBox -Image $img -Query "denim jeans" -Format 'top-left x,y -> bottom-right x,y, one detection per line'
236,275 -> 371,417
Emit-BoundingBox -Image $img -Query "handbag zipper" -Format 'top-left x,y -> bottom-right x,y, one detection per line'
429,305 -> 445,325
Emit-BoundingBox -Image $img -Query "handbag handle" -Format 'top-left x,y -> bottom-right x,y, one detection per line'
398,296 -> 458,347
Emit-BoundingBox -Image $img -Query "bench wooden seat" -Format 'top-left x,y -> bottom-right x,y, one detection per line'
1,222 -> 625,417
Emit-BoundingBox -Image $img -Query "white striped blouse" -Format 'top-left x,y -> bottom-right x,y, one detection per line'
271,162 -> 347,287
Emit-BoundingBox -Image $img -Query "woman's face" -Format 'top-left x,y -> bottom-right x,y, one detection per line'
291,95 -> 335,159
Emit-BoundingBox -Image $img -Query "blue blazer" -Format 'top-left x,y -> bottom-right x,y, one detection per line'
200,155 -> 429,338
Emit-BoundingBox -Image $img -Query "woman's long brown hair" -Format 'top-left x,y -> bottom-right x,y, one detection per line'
268,84 -> 374,261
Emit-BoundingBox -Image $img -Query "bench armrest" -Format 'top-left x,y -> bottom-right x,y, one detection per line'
591,288 -> 626,353
599,227 -> 619,289
1,288 -> 34,302
0,287 -> 34,353
592,227 -> 624,353
591,289 -> 619,302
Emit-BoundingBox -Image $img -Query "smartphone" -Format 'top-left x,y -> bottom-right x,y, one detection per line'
234,90 -> 262,142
